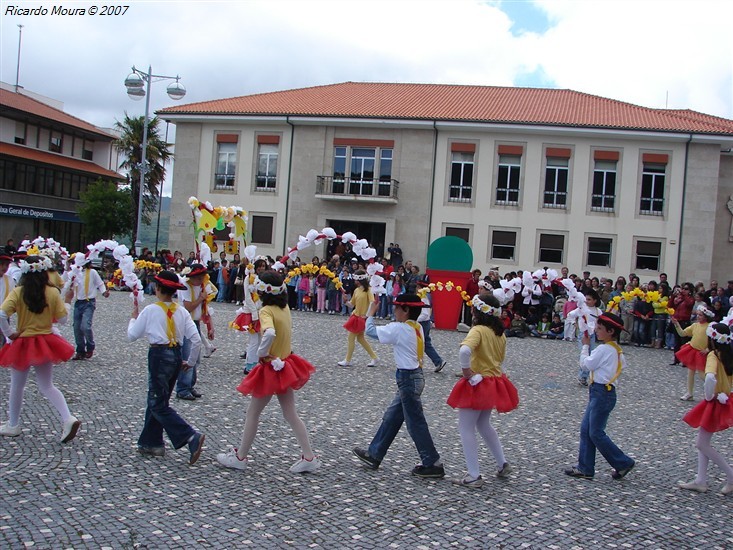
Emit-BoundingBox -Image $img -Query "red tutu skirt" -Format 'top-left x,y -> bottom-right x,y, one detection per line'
675,343 -> 707,371
0,334 -> 75,371
447,373 -> 520,412
343,315 -> 366,334
683,396 -> 733,433
237,353 -> 315,398
232,313 -> 260,334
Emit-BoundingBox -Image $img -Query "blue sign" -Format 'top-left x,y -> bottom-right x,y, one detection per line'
0,203 -> 80,223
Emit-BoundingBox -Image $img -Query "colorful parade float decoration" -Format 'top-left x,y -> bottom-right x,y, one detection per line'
187,196 -> 247,264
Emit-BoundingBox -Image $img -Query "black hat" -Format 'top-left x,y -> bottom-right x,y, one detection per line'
392,293 -> 425,308
597,312 -> 627,333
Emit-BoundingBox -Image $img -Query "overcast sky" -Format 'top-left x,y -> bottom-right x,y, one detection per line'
2,0 -> 731,131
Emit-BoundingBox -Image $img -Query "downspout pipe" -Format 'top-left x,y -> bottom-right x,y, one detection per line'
675,134 -> 693,285
426,120 -> 438,259
283,116 -> 295,257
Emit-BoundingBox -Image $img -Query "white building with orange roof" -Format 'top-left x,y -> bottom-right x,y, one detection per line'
159,82 -> 733,284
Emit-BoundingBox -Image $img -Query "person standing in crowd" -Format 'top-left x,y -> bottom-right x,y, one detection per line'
0,255 -> 79,442
66,254 -> 110,360
127,269 -> 205,464
388,243 -> 403,269
670,283 -> 696,365
462,269 -> 482,326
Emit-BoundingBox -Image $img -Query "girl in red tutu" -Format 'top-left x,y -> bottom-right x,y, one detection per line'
673,304 -> 715,401
0,255 -> 80,442
217,270 -> 320,474
448,293 -> 519,488
338,269 -> 378,367
679,323 -> 733,494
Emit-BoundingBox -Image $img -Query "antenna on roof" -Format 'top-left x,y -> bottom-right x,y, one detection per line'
15,24 -> 24,92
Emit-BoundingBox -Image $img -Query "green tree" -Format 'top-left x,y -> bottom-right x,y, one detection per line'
114,113 -> 172,246
77,179 -> 133,241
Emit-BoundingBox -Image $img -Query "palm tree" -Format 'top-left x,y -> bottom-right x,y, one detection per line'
114,113 -> 172,248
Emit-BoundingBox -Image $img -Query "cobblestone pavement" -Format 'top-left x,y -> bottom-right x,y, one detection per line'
1,292 -> 732,548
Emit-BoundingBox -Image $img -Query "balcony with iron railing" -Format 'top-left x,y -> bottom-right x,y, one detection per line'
316,176 -> 399,203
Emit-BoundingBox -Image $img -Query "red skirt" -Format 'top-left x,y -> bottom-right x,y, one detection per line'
0,334 -> 75,371
675,343 -> 707,371
232,313 -> 261,334
447,373 -> 519,412
683,396 -> 733,433
237,353 -> 315,398
343,315 -> 366,334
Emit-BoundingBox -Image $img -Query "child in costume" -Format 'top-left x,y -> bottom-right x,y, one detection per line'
448,293 -> 519,488
127,270 -> 205,464
0,255 -> 80,442
234,258 -> 268,374
0,254 -> 16,347
352,294 -> 445,478
65,254 -> 110,360
564,312 -> 635,481
217,270 -> 320,473
566,289 -> 604,386
338,269 -> 378,367
175,263 -> 217,400
679,322 -> 733,494
673,304 -> 716,401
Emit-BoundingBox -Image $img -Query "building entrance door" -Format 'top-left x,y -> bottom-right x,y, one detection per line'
325,220 -> 386,260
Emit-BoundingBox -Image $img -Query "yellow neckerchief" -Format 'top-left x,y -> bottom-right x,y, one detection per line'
155,301 -> 178,346
249,272 -> 259,302
405,320 -> 424,368
590,341 -> 623,390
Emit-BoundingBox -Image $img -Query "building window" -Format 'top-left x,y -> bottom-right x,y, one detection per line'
496,154 -> 521,205
14,121 -> 26,145
538,233 -> 564,264
332,144 -> 393,196
491,230 -> 517,261
215,140 -> 237,190
251,215 -> 274,245
445,226 -> 470,242
49,131 -> 63,153
449,152 -> 474,202
635,240 -> 662,271
256,143 -> 278,191
640,162 -> 665,215
587,237 -> 613,267
543,157 -> 569,208
592,160 -> 617,212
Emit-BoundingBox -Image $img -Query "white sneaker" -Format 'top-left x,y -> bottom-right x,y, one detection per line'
216,447 -> 248,470
680,392 -> 694,401
0,422 -> 21,437
61,416 -> 81,443
366,358 -> 379,367
289,455 -> 321,473
337,360 -> 351,367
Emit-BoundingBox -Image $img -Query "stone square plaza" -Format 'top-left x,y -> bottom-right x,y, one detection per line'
1,292 -> 731,548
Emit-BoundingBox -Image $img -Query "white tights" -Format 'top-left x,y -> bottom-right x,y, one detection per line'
458,408 -> 505,479
694,428 -> 733,485
236,389 -> 314,461
8,364 -> 72,427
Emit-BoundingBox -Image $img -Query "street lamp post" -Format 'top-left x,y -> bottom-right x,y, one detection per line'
124,65 -> 186,257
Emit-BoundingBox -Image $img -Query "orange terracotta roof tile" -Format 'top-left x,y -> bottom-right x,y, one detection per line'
0,142 -> 123,179
1,88 -> 116,139
159,82 -> 733,136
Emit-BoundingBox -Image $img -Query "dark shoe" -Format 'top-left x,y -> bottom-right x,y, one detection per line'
188,432 -> 205,465
239,353 -> 247,359
191,389 -> 202,398
353,447 -> 380,470
496,462 -> 512,478
85,350 -> 94,359
611,461 -> 635,480
434,360 -> 447,373
564,466 -> 593,479
669,360 -> 680,366
411,463 -> 445,478
138,445 -> 165,457
176,393 -> 196,401
71,353 -> 85,361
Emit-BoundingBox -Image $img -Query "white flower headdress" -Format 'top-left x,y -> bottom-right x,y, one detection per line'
706,324 -> 732,345
696,304 -> 715,319
20,256 -> 54,273
471,295 -> 501,317
352,273 -> 369,281
253,276 -> 287,295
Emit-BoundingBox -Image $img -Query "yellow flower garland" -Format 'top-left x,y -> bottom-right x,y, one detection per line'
284,263 -> 343,290
416,281 -> 473,305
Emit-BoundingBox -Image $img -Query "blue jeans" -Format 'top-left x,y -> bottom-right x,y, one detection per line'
73,299 -> 96,354
632,318 -> 650,345
577,333 -> 597,382
297,289 -> 308,310
419,321 -> 443,367
577,384 -> 634,476
176,321 -> 201,396
139,346 -> 195,449
368,369 -> 440,467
